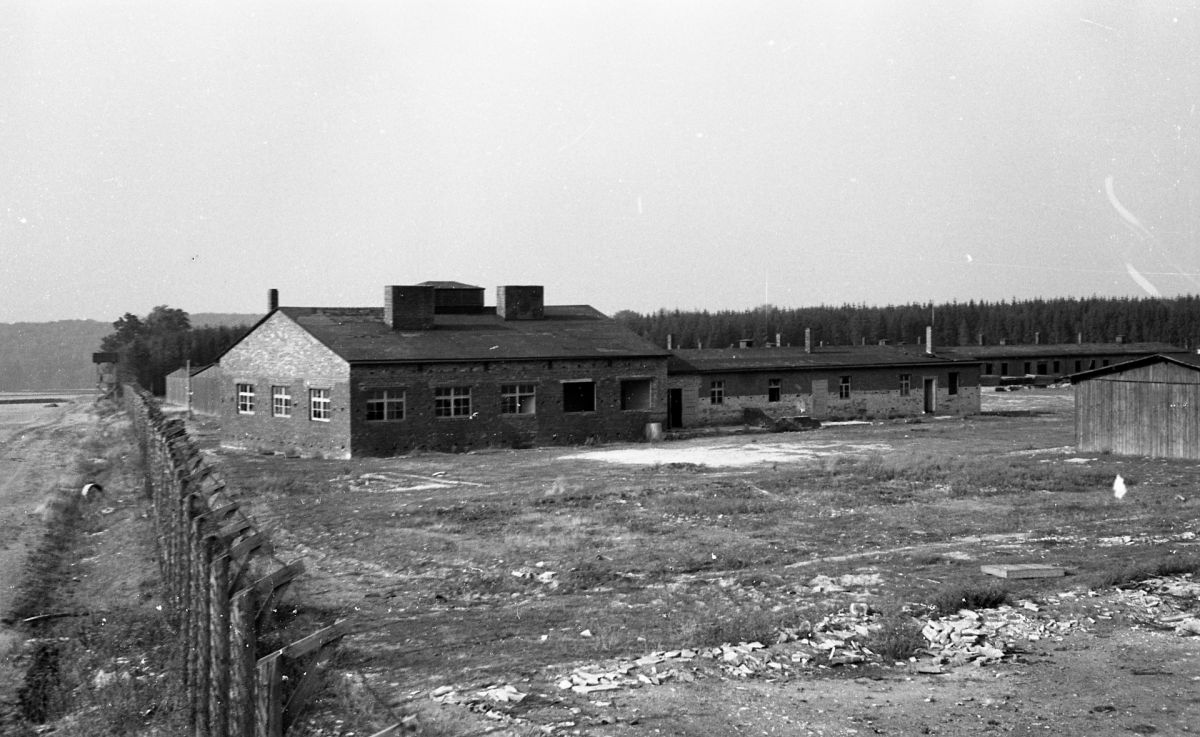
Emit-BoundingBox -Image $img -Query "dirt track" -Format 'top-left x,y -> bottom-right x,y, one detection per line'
0,399 -> 92,723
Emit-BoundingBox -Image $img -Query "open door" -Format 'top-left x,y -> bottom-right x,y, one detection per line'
667,388 -> 684,429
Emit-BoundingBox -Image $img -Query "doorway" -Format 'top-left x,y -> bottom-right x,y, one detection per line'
667,388 -> 683,429
923,377 -> 937,413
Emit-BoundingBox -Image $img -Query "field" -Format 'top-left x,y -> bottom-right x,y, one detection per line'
185,387 -> 1200,736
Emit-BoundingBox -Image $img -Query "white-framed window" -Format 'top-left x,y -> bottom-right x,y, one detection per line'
272,385 -> 292,418
562,380 -> 596,413
709,380 -> 725,405
309,388 -> 331,422
501,384 -> 536,414
899,374 -> 911,397
365,388 -> 405,421
434,386 -> 471,418
236,383 -> 255,414
838,375 -> 851,399
767,378 -> 781,403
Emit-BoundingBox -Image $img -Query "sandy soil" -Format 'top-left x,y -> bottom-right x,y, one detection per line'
0,399 -> 93,722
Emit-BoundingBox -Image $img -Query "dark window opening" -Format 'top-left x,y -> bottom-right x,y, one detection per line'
563,381 -> 595,412
838,375 -> 851,399
767,378 -> 781,402
620,379 -> 652,410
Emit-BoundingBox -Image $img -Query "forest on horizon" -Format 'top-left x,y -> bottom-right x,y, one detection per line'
614,295 -> 1200,351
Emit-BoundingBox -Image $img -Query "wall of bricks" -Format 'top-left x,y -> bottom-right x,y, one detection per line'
218,314 -> 353,458
690,365 -> 982,425
351,357 -> 669,455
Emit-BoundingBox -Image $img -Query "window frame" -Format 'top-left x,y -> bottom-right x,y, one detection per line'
500,383 -> 537,415
709,380 -> 725,405
898,373 -> 911,397
309,387 -> 331,422
838,375 -> 851,399
236,383 -> 255,414
434,386 -> 472,418
365,388 -> 406,422
271,385 -> 292,418
767,378 -> 781,403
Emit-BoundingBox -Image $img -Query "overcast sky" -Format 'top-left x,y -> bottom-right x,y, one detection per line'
3,0 -> 1199,323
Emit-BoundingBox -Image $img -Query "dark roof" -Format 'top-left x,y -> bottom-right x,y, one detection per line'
416,280 -> 482,290
668,345 -> 974,374
1069,353 -> 1200,383
278,305 -> 670,363
938,342 -> 1185,360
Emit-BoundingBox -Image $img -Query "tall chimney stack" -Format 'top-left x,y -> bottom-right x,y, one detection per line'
268,288 -> 279,312
804,328 -> 812,354
925,326 -> 934,355
666,333 -> 674,350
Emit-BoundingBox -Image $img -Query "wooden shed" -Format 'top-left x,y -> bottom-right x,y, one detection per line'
1071,354 -> 1200,460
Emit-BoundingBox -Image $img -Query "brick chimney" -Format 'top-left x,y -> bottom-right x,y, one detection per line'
804,328 -> 812,354
925,325 -> 934,355
497,285 -> 544,320
384,285 -> 436,330
268,288 -> 279,312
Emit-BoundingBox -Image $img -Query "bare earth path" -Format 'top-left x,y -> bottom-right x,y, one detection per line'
0,398 -> 93,722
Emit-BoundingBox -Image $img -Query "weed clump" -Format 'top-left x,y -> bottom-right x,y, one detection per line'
867,611 -> 927,662
931,585 -> 1010,616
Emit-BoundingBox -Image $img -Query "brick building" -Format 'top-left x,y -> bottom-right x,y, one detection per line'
666,341 -> 980,428
216,283 -> 670,458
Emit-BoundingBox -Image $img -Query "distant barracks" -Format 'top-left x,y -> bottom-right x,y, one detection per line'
189,282 -> 995,458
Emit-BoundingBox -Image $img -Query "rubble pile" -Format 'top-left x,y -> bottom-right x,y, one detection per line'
920,603 -> 1081,667
1123,574 -> 1200,635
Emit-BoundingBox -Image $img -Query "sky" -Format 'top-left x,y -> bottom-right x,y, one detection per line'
3,0 -> 1199,323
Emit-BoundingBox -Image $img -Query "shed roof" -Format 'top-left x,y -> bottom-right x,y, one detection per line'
277,305 -> 670,363
938,342 -> 1184,360
668,345 -> 973,374
1069,353 -> 1200,383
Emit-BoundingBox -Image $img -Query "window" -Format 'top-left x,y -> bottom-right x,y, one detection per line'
1000,362 -> 1009,375
1023,362 -> 1032,375
984,363 -> 994,375
709,380 -> 725,405
271,385 -> 291,418
501,384 -> 537,414
309,388 -> 331,421
899,374 -> 911,397
236,383 -> 255,414
562,381 -> 595,413
1052,360 -> 1061,374
838,376 -> 851,399
1074,360 -> 1082,373
768,378 -> 781,402
620,378 -> 652,410
948,372 -> 959,395
434,386 -> 472,417
365,388 -> 405,421
1037,362 -> 1048,375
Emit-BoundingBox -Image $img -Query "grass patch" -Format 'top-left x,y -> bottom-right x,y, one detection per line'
930,585 -> 1011,616
1087,553 -> 1200,589
867,610 -> 927,662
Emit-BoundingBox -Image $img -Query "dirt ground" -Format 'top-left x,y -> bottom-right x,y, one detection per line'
3,390 -> 1200,736
194,387 -> 1200,737
0,396 -> 97,728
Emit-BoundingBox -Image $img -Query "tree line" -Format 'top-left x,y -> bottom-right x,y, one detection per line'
99,306 -> 250,394
613,295 -> 1200,351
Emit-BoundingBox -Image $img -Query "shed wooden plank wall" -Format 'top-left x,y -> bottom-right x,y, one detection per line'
1076,375 -> 1200,460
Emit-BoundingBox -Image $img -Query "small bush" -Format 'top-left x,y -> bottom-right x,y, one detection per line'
931,585 -> 1009,615
867,612 -> 927,662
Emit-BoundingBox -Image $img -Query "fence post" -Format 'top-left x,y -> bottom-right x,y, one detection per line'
229,587 -> 258,737
255,651 -> 284,737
